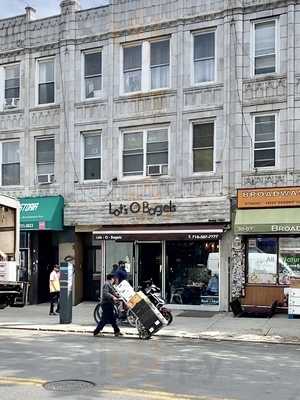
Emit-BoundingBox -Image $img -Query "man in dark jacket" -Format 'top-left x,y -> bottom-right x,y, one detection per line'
93,274 -> 122,337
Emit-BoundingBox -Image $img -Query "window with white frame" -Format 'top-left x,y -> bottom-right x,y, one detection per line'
38,59 -> 54,104
122,128 -> 169,177
4,64 -> 20,108
150,40 -> 170,89
0,141 -> 20,186
83,132 -> 101,180
84,51 -> 102,99
193,122 -> 214,173
36,138 -> 55,182
254,20 -> 276,75
123,38 -> 170,93
254,115 -> 276,168
193,31 -> 215,84
123,45 -> 142,93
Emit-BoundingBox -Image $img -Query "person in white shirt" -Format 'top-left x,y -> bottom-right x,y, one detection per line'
49,265 -> 60,316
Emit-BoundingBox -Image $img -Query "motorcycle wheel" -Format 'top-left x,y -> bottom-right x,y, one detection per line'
127,309 -> 137,327
136,320 -> 151,340
93,303 -> 102,324
160,308 -> 173,325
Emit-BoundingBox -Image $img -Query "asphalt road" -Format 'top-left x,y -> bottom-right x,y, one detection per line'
0,329 -> 300,400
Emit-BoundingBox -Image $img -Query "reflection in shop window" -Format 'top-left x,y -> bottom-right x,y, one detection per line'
279,237 -> 300,285
166,240 -> 219,306
105,241 -> 133,285
247,237 -> 277,284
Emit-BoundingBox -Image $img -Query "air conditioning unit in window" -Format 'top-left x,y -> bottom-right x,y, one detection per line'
37,174 -> 54,185
147,164 -> 168,176
4,98 -> 19,109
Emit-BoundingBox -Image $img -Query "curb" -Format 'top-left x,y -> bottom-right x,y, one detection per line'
0,324 -> 300,345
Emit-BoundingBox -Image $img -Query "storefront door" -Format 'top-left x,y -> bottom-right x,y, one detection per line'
136,242 -> 163,291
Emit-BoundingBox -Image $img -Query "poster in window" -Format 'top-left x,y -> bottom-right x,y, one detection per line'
248,253 -> 277,284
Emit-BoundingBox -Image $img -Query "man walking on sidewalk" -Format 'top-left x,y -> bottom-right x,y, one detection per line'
49,265 -> 60,316
93,274 -> 123,337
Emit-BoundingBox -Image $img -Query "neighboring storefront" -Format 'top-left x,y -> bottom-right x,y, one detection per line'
19,196 -> 64,304
73,197 -> 232,311
233,187 -> 300,307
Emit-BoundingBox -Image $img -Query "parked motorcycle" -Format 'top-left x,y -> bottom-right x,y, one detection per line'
93,298 -> 136,326
139,279 -> 173,325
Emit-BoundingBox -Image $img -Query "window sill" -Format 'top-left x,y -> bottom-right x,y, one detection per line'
0,185 -> 23,189
118,175 -> 174,184
245,73 -> 286,83
32,103 -> 58,110
0,108 -> 23,115
184,82 -> 223,92
117,88 -> 176,100
76,98 -> 107,107
191,171 -> 216,177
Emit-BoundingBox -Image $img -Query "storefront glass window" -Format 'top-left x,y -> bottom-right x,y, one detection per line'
247,237 -> 277,284
166,241 -> 219,306
105,241 -> 134,284
279,237 -> 300,285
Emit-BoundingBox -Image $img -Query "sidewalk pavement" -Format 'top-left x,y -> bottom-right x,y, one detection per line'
1,302 -> 300,344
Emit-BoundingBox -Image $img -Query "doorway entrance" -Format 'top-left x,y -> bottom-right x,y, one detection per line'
137,242 -> 162,289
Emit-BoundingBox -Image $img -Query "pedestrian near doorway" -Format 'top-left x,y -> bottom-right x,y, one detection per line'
49,265 -> 60,316
93,274 -> 123,337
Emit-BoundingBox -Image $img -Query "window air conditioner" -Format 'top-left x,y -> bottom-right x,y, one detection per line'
37,174 -> 54,185
4,98 -> 19,108
147,164 -> 168,176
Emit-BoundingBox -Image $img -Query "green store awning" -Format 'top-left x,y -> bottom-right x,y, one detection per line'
20,196 -> 64,231
235,208 -> 300,235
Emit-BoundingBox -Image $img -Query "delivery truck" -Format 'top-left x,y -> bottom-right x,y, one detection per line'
0,194 -> 27,309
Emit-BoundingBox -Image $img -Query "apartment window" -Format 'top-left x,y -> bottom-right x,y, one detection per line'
83,133 -> 101,180
193,122 -> 214,173
123,39 -> 170,93
150,40 -> 170,89
123,128 -> 169,177
123,45 -> 142,93
4,65 -> 20,108
1,141 -> 20,186
38,59 -> 54,104
84,51 -> 102,99
254,115 -> 276,168
194,32 -> 215,84
254,21 -> 276,75
36,138 -> 55,181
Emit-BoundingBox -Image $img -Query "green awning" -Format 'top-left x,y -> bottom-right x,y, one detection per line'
235,208 -> 300,235
20,196 -> 64,231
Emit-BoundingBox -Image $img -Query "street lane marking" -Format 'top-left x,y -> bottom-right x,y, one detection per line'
0,377 -> 45,386
0,378 -> 235,400
101,388 -> 235,400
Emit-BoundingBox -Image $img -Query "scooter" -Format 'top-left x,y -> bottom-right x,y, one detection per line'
139,279 -> 173,325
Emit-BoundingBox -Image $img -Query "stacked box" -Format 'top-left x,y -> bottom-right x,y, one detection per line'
130,291 -> 167,332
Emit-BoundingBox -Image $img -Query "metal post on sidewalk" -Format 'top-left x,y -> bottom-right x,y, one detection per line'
59,262 -> 73,324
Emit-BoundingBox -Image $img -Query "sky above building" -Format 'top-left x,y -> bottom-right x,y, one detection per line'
1,0 -> 109,19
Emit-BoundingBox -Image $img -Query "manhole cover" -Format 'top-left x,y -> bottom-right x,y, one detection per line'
43,379 -> 96,392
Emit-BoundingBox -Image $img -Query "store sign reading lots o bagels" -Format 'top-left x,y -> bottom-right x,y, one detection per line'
237,187 -> 300,209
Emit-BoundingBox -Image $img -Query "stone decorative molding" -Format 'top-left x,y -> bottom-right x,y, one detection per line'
183,84 -> 224,110
295,76 -> 300,100
0,112 -> 24,131
231,242 -> 245,299
243,76 -> 286,105
30,107 -> 61,128
75,101 -> 108,124
114,92 -> 177,120
242,172 -> 288,188
74,179 -> 177,202
183,177 -> 223,196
